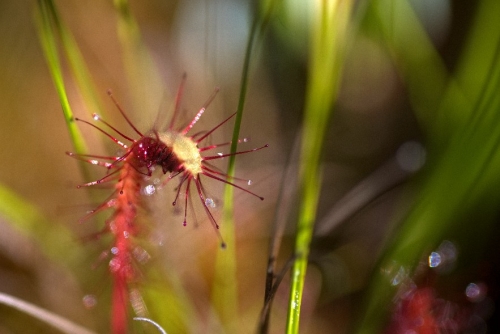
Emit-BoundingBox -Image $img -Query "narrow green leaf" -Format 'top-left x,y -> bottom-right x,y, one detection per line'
356,0 -> 500,331
113,0 -> 164,116
286,1 -> 353,333
44,0 -> 106,119
35,0 -> 87,155
0,183 -> 85,271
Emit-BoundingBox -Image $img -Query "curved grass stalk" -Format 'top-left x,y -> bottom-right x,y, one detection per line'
0,292 -> 95,334
286,1 -> 353,333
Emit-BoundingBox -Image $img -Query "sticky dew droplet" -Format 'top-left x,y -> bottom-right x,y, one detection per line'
428,252 -> 442,268
83,294 -> 97,309
132,247 -> 151,264
143,184 -> 156,196
391,267 -> 407,286
205,198 -> 216,208
465,282 -> 486,302
109,258 -> 121,272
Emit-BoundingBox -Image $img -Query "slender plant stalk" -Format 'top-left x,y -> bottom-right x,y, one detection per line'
212,0 -> 279,327
113,0 -> 163,116
211,13 -> 262,332
35,0 -> 87,155
42,0 -> 106,118
0,292 -> 95,334
286,1 -> 352,333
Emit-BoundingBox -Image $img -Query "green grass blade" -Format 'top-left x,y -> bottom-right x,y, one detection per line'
35,0 -> 87,155
285,1 -> 353,333
139,266 -> 197,334
43,0 -> 106,119
356,0 -> 500,331
211,13 -> 262,332
0,183 -> 85,272
212,0 -> 280,328
113,0 -> 163,115
365,0 -> 452,138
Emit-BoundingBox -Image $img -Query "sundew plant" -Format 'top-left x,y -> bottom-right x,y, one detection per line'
1,0 -> 500,333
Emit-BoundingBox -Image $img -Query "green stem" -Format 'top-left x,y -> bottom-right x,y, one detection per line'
286,1 -> 352,332
35,0 -> 87,155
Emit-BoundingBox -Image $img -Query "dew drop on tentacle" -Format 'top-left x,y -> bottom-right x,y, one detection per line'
109,258 -> 121,272
132,247 -> 151,264
428,252 -> 441,268
143,184 -> 156,196
205,198 -> 216,208
83,294 -> 97,309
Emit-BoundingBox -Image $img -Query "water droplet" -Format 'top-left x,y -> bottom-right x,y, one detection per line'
109,258 -> 121,272
205,198 -> 216,208
111,247 -> 119,255
90,159 -> 98,165
247,180 -> 252,186
130,289 -> 147,316
143,184 -> 156,196
82,295 -> 97,309
217,152 -> 223,157
466,282 -> 486,302
428,252 -> 442,267
123,231 -> 130,238
133,247 -> 151,264
391,267 -> 407,286
396,141 -> 426,172
92,114 -> 100,121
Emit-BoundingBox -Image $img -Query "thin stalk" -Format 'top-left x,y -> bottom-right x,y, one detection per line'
212,13 -> 262,332
285,1 -> 352,333
113,0 -> 163,117
35,0 -> 87,155
43,0 -> 106,119
212,0 -> 278,327
0,292 -> 95,334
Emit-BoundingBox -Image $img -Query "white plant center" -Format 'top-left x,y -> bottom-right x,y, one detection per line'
159,131 -> 203,175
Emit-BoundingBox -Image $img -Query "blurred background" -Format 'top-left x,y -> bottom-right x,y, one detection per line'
0,0 -> 499,333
